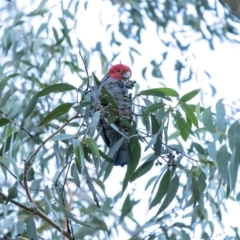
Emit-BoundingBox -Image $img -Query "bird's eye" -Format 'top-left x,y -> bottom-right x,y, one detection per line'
117,70 -> 121,73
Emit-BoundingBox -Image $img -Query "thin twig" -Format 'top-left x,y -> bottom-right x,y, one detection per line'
55,160 -> 72,184
23,114 -> 80,204
63,161 -> 74,237
0,112 -> 35,139
0,161 -> 18,180
27,114 -> 79,165
163,143 -> 200,163
78,48 -> 90,89
138,130 -> 200,163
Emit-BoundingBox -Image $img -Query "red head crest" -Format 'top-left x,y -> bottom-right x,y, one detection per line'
108,64 -> 132,80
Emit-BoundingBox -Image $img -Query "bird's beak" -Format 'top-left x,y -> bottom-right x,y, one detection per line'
122,71 -> 131,80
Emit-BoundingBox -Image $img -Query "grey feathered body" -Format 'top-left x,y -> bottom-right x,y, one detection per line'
98,74 -> 134,166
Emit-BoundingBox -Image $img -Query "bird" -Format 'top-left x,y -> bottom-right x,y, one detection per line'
92,64 -> 135,166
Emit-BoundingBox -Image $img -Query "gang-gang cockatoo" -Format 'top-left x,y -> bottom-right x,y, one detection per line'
92,64 -> 136,167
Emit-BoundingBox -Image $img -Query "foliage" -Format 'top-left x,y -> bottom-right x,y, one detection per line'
0,0 -> 240,239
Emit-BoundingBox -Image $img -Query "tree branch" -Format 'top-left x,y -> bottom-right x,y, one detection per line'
0,192 -> 73,240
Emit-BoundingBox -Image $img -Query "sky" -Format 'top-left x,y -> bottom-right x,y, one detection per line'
2,0 -> 240,239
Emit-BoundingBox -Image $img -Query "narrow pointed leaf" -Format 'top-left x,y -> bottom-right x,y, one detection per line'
130,159 -> 155,182
73,139 -> 85,175
155,174 -> 179,216
35,83 -> 76,98
39,103 -> 73,126
216,144 -> 230,184
108,137 -> 124,158
228,120 -> 240,151
85,138 -> 99,156
193,142 -> 206,155
26,216 -> 37,240
180,102 -> 198,127
52,134 -> 77,141
192,176 -> 200,207
122,137 -> 141,194
198,169 -> 207,194
0,118 -> 9,126
149,169 -> 171,209
89,111 -> 101,137
23,96 -> 38,119
43,190 -> 62,231
202,107 -> 215,132
7,184 -> 18,201
216,102 -> 226,133
139,88 -> 179,97
180,89 -> 200,102
85,169 -> 100,208
0,131 -> 18,156
143,103 -> 165,123
26,168 -> 35,182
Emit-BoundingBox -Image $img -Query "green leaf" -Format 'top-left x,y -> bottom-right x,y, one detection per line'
107,111 -> 115,125
119,195 -> 140,223
228,120 -> 240,152
173,112 -> 193,141
149,169 -> 171,209
202,107 -> 215,132
193,142 -> 206,155
155,174 -> 179,216
229,148 -> 238,190
85,169 -> 100,208
216,102 -> 226,134
35,83 -> 76,98
26,216 -> 37,240
0,131 -> 18,156
74,101 -> 91,113
151,114 -> 161,135
39,103 -> 73,126
99,150 -> 113,164
43,189 -> 62,231
100,87 -> 118,110
153,134 -> 162,156
26,168 -> 35,182
130,159 -> 155,182
57,200 -> 95,228
180,102 -> 198,127
36,23 -> 48,37
52,134 -> 77,141
0,117 -> 9,126
198,169 -> 207,194
85,138 -> 99,156
188,104 -> 205,113
180,89 -> 200,102
216,144 -> 230,184
73,139 -> 85,175
7,184 -> 18,201
27,8 -> 48,17
93,73 -> 118,111
23,96 -> 38,119
122,137 -> 141,194
108,137 -> 124,158
89,111 -> 100,137
52,27 -> 59,42
71,163 -> 81,186
192,176 -> 200,207
139,88 -> 179,97
143,103 -> 165,124
103,162 -> 114,182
